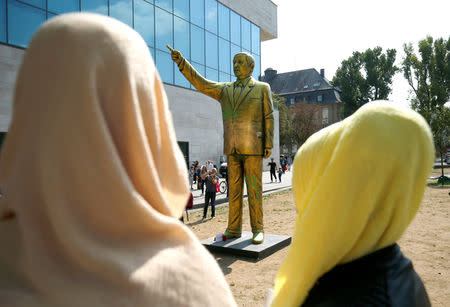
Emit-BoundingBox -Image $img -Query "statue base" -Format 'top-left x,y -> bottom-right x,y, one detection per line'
201,231 -> 291,259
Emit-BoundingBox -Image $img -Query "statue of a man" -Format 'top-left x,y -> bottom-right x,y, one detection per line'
167,45 -> 274,244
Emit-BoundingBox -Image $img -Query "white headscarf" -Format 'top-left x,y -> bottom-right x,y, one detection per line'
0,13 -> 236,307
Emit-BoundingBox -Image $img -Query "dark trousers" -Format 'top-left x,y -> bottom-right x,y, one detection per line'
203,191 -> 216,218
270,170 -> 276,181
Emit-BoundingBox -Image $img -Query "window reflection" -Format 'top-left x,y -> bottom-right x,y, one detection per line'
110,0 -> 132,27
175,68 -> 191,88
156,49 -> 174,84
219,72 -> 231,83
206,67 -> 218,82
190,0 -> 204,28
230,10 -> 240,45
218,3 -> 229,40
205,0 -> 217,34
135,0 -> 154,47
241,18 -> 250,51
0,0 -> 6,43
174,0 -> 188,20
81,0 -> 108,15
219,38 -> 230,74
205,32 -> 218,69
19,0 -> 44,9
252,54 -> 260,80
155,0 -> 172,12
251,24 -> 260,55
155,7 -> 173,50
48,0 -> 79,14
174,16 -> 190,60
8,0 -> 45,47
191,25 -> 204,65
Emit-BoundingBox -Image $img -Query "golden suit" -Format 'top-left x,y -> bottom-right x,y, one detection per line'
177,58 -> 274,234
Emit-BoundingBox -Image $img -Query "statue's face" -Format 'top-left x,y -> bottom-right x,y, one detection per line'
233,54 -> 253,79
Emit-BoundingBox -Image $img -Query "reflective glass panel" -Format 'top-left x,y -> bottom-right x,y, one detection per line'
19,0 -> 44,8
191,62 -> 205,89
219,38 -> 230,74
81,0 -> 108,15
7,0 -> 45,47
205,0 -> 217,34
191,25 -> 204,65
174,0 -> 188,20
174,16 -> 190,59
218,3 -> 229,40
134,0 -> 154,47
219,72 -> 230,83
48,0 -> 79,14
205,32 -> 217,69
156,49 -> 173,84
252,54 -> 260,80
206,67 -> 218,82
110,0 -> 132,27
47,12 -> 57,19
175,68 -> 190,88
230,10 -> 240,45
251,23 -> 260,55
155,7 -> 173,50
155,0 -> 172,12
190,0 -> 204,28
230,43 -> 240,75
241,17 -> 250,51
0,0 -> 5,42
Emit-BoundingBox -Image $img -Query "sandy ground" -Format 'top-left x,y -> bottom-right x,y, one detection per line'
186,184 -> 449,306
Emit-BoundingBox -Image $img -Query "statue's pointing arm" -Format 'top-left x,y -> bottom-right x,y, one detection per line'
168,46 -> 222,101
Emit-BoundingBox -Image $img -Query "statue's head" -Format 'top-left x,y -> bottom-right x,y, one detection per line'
233,52 -> 255,79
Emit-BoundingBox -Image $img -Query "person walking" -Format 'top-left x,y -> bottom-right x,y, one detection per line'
278,167 -> 283,183
202,168 -> 219,220
268,158 -> 277,183
188,165 -> 195,190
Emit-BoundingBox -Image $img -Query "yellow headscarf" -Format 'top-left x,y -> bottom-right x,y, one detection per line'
272,101 -> 434,307
0,13 -> 236,306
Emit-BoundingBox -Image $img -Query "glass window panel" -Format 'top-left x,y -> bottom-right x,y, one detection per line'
8,0 -> 45,47
155,7 -> 172,50
134,0 -> 154,47
206,67 -> 218,82
205,0 -> 217,34
48,0 -> 79,14
219,38 -> 230,74
205,32 -> 217,69
230,10 -> 240,45
191,62 -> 204,90
110,0 -> 132,27
251,23 -> 260,55
219,72 -> 230,83
81,0 -> 108,15
190,25 -> 204,65
0,0 -> 5,43
175,68 -> 190,88
174,16 -> 190,60
149,47 -> 154,58
174,0 -> 188,20
19,0 -> 44,8
230,43 -> 240,75
218,3 -> 229,40
47,12 -> 57,19
190,0 -> 203,28
155,0 -> 172,12
156,49 -> 173,84
241,17 -> 250,51
252,54 -> 260,80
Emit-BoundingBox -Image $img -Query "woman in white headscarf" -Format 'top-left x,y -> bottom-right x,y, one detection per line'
271,101 -> 433,307
0,13 -> 236,307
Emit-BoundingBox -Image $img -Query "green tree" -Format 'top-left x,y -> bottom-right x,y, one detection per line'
332,47 -> 398,117
291,103 -> 321,148
402,36 -> 450,183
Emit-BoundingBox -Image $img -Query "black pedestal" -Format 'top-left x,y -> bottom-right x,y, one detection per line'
201,231 -> 291,259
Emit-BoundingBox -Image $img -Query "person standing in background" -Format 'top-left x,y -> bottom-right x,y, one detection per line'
201,168 -> 219,220
268,158 -> 277,183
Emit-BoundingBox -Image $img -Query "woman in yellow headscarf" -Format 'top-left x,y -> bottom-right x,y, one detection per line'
271,101 -> 433,306
0,13 -> 236,307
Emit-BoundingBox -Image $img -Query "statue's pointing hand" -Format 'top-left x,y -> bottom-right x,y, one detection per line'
167,45 -> 182,65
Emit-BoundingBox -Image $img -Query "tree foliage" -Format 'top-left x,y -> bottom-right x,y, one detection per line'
332,47 -> 398,117
291,103 -> 321,147
275,94 -> 294,152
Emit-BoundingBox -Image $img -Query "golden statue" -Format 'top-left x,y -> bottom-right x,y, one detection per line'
167,45 -> 274,244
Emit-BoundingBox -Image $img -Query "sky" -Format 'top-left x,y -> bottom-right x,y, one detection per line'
261,0 -> 449,108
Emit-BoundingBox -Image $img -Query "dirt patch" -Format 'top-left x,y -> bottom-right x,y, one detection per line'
186,186 -> 449,306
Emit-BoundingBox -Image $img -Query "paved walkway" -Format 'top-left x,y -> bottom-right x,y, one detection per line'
190,170 -> 292,210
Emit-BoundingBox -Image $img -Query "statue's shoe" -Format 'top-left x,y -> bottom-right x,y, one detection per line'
252,232 -> 264,244
223,230 -> 241,239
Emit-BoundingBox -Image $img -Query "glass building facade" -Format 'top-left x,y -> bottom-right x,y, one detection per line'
0,0 -> 262,88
